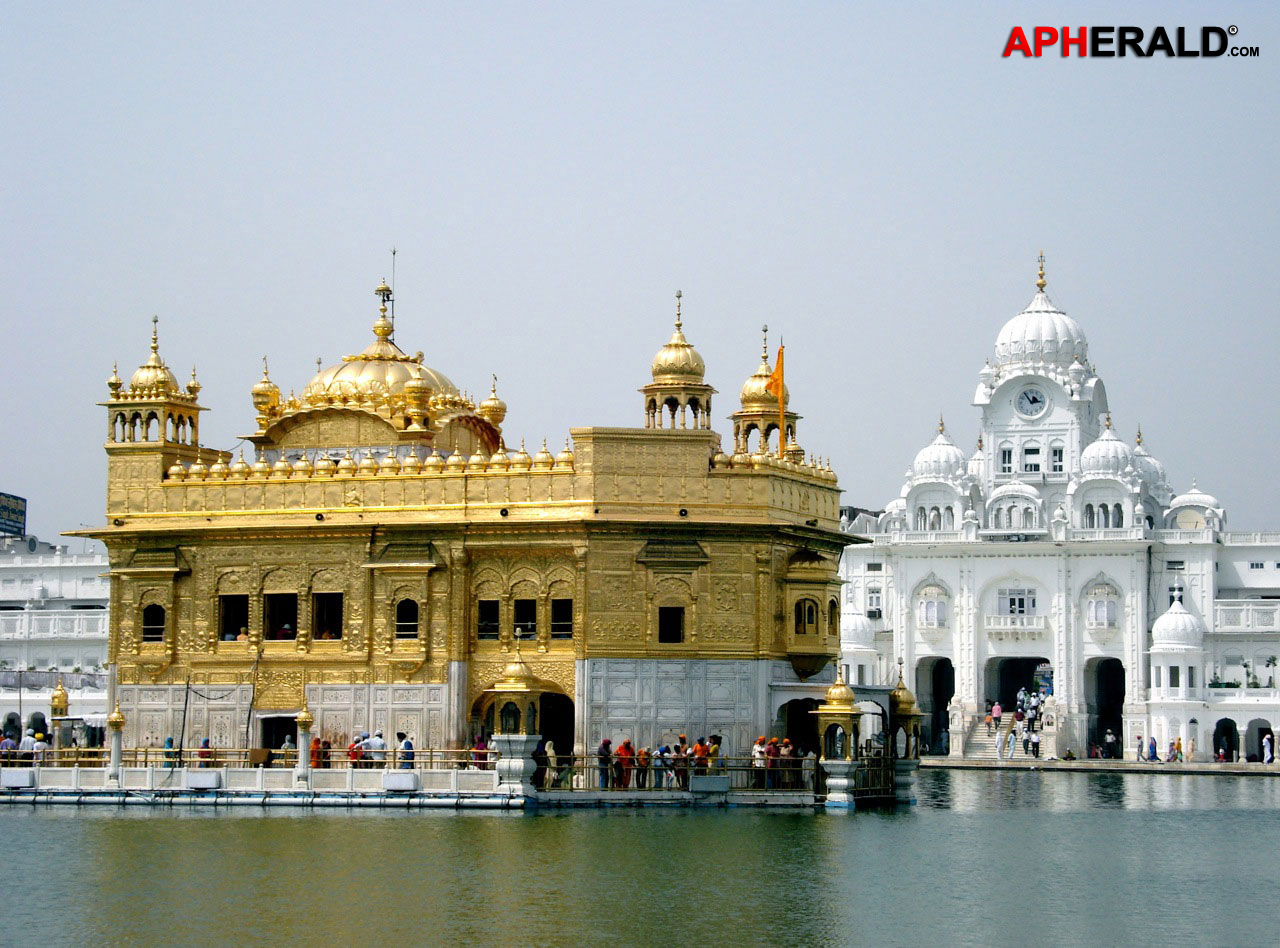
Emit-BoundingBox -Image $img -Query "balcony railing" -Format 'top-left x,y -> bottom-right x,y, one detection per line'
984,614 -> 1047,640
1220,531 -> 1280,544
1153,529 -> 1216,543
1066,528 -> 1145,541
1214,601 -> 1280,633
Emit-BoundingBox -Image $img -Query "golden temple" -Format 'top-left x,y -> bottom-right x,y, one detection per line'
86,284 -> 849,757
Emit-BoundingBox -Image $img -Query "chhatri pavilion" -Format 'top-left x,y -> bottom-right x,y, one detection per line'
87,283 -> 851,758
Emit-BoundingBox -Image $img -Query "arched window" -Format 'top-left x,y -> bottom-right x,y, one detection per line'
916,584 -> 949,629
794,599 -> 819,635
915,507 -> 927,531
1023,506 -> 1035,528
395,599 -> 419,638
1084,504 -> 1095,528
141,604 -> 166,642
828,599 -> 839,636
1010,507 -> 1021,529
943,507 -> 955,530
1112,503 -> 1124,528
1099,504 -> 1111,528
1085,583 -> 1119,629
928,507 -> 941,530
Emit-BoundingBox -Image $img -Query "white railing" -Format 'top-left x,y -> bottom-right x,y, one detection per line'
984,615 -> 1047,640
1084,617 -> 1118,631
1067,528 -> 1145,541
1221,532 -> 1280,545
1153,529 -> 1216,543
1214,600 -> 1280,632
889,531 -> 963,544
0,611 -> 109,640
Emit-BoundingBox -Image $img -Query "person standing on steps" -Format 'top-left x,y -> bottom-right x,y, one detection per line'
1005,728 -> 1017,759
992,701 -> 1003,735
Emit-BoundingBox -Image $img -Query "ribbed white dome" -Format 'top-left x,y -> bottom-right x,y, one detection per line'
913,430 -> 966,479
1132,443 -> 1167,488
1170,480 -> 1219,510
994,292 -> 1088,368
1151,600 -> 1205,650
1080,426 -> 1133,477
842,613 -> 875,648
967,446 -> 986,478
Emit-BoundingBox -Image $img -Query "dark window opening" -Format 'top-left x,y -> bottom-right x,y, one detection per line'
658,606 -> 685,644
828,599 -> 839,634
141,604 -> 165,642
1022,447 -> 1041,473
312,592 -> 343,640
264,593 -> 298,640
477,599 -> 500,640
219,595 -> 249,641
513,598 -> 537,641
794,599 -> 818,635
394,598 -> 419,639
1051,447 -> 1064,474
551,598 -> 573,639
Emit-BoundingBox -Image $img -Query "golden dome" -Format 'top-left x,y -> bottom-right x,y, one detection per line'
423,449 -> 444,472
489,449 -> 510,470
532,439 -> 555,470
251,451 -> 271,476
478,377 -> 508,426
823,672 -> 856,709
302,284 -> 457,408
357,452 -> 378,474
251,357 -> 280,410
129,317 -> 180,395
167,462 -> 187,481
208,457 -> 230,479
555,438 -> 574,468
107,362 -> 123,396
336,449 -> 357,474
229,453 -> 251,478
291,455 -> 313,475
107,700 -> 126,731
294,701 -> 314,731
650,292 -> 706,383
401,448 -> 422,473
50,676 -> 69,714
510,440 -> 532,471
740,355 -> 788,408
889,663 -> 921,719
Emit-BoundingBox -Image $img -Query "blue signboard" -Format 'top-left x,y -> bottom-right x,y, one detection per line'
0,493 -> 27,537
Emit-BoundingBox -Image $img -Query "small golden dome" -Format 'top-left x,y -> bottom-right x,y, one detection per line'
489,449 -> 510,470
510,440 -> 532,471
294,702 -> 314,731
650,292 -> 706,383
466,452 -> 489,472
478,377 -> 508,426
50,676 -> 69,714
823,671 -> 856,708
312,454 -> 335,476
532,439 -> 554,470
336,449 -> 357,474
167,462 -> 187,481
401,448 -> 422,473
107,700 -> 126,731
423,449 -> 444,472
378,451 -> 400,474
291,455 -> 313,475
208,457 -> 230,479
251,357 -> 280,410
357,452 -> 378,474
129,317 -> 181,395
555,438 -> 574,468
188,455 -> 209,479
251,451 -> 272,477
229,453 -> 250,478
107,362 -> 123,396
271,455 -> 292,477
445,451 -> 466,471
889,663 -> 921,719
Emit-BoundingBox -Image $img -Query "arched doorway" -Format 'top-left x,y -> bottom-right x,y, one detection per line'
26,712 -> 48,737
1244,718 -> 1273,762
1213,719 -> 1239,761
2,712 -> 20,740
916,657 -> 954,755
984,657 -> 1050,708
540,693 -> 574,759
1085,658 -> 1125,750
780,698 -> 819,757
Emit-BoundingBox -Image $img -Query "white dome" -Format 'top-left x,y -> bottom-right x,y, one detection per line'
1080,425 -> 1133,477
1131,443 -> 1167,488
1151,599 -> 1205,650
913,428 -> 966,479
1170,480 -> 1219,510
842,613 -> 875,648
967,445 -> 986,478
994,291 -> 1088,368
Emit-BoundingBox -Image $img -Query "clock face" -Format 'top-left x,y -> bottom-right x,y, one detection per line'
1016,387 -> 1048,418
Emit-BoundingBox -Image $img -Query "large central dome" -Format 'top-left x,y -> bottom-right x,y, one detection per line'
303,288 -> 458,406
994,290 -> 1088,369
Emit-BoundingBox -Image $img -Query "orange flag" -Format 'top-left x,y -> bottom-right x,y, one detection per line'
764,344 -> 785,457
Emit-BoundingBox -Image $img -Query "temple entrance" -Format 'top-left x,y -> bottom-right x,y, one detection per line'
1085,657 -> 1125,750
260,716 -> 297,752
2,712 -> 19,739
540,693 -> 575,757
984,657 -> 1050,708
916,657 -> 954,755
780,698 -> 820,757
1244,718 -> 1272,762
26,712 -> 48,736
1214,719 -> 1240,761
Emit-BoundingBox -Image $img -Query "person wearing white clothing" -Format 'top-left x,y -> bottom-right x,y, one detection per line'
1005,730 -> 1017,758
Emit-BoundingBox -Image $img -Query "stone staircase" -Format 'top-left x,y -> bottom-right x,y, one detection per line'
963,717 -> 1023,760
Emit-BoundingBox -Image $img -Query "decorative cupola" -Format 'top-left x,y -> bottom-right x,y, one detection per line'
101,316 -> 209,472
730,324 -> 801,456
641,290 -> 716,430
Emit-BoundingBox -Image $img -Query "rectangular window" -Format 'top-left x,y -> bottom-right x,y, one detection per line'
1188,666 -> 1196,689
866,586 -> 882,619
264,593 -> 298,639
551,598 -> 574,638
998,588 -> 1036,615
856,665 -> 866,686
1250,562 -> 1264,570
658,606 -> 685,644
1153,666 -> 1161,687
477,599 -> 500,640
1166,561 -> 1185,571
513,598 -> 537,641
218,595 -> 249,641
1169,666 -> 1180,688
312,592 -> 343,640
1022,447 -> 1041,473
866,563 -> 883,572
999,448 -> 1012,474
59,656 -> 74,669
1051,448 -> 1064,474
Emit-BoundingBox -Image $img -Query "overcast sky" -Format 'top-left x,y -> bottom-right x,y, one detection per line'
2,3 -> 1276,546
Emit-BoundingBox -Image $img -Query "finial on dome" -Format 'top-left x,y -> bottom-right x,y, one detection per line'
674,289 -> 683,331
491,374 -> 498,395
1135,424 -> 1143,446
1036,251 -> 1046,292
938,415 -> 945,435
376,278 -> 392,311
977,432 -> 984,451
1104,412 -> 1112,430
761,324 -> 769,361
151,314 -> 159,354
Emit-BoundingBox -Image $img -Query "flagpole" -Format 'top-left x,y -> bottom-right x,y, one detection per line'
777,341 -> 786,459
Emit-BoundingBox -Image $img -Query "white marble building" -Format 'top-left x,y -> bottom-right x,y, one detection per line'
0,534 -> 110,733
839,262 -> 1280,761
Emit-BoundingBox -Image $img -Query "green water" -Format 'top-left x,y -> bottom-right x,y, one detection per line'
4,770 -> 1277,947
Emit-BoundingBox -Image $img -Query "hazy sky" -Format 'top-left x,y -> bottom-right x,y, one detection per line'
2,3 -> 1276,546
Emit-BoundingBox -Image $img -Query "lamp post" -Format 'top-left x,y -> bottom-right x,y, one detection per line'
294,698 -> 313,787
106,699 -> 125,786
